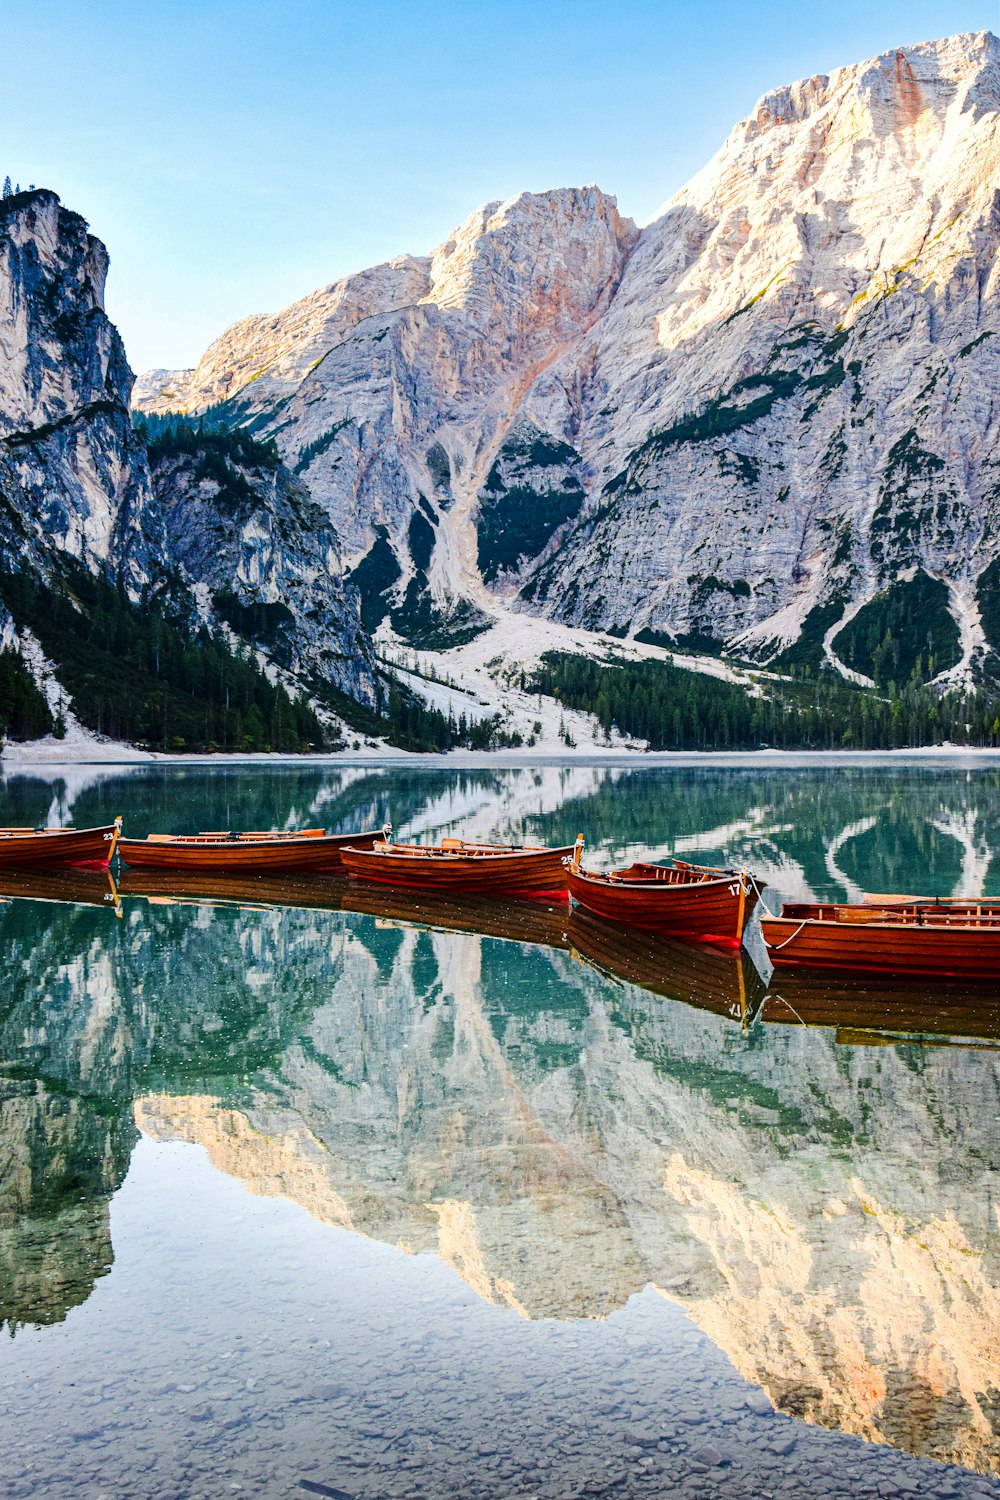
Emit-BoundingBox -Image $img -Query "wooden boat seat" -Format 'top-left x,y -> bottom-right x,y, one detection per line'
604,862 -> 716,886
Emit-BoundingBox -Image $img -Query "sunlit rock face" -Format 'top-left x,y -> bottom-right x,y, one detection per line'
136,33 -> 1000,672
529,31 -> 1000,662
135,189 -> 638,633
0,190 -> 158,589
135,917 -> 1000,1475
137,255 -> 433,419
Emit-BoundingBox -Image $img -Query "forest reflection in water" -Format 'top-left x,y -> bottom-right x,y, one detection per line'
0,760 -> 999,1498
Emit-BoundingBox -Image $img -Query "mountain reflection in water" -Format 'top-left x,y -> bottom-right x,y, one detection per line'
0,761 -> 999,1488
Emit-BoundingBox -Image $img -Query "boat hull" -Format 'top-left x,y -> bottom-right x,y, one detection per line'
117,828 -> 384,873
762,911 -> 1000,979
0,822 -> 120,869
338,843 -> 574,896
566,862 -> 758,943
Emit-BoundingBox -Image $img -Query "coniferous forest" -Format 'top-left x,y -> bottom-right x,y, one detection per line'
0,566 -> 327,752
530,651 -> 1000,751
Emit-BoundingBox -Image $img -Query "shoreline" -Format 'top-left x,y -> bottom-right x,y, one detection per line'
6,740 -> 1000,770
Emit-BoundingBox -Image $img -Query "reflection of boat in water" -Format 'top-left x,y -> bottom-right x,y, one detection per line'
118,870 -> 768,1017
566,906 -> 767,1022
761,901 -> 1000,978
118,867 -> 351,912
566,855 -> 760,944
340,881 -> 572,949
340,838 -> 575,896
0,819 -> 120,869
760,969 -> 1000,1047
117,825 -> 385,873
117,868 -> 573,950
0,865 -> 122,911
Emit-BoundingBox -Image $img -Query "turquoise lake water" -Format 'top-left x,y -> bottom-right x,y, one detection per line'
0,759 -> 998,1498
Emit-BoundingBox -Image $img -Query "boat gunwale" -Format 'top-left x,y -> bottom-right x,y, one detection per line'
0,822 -> 117,842
119,827 -> 381,854
341,841 -> 576,865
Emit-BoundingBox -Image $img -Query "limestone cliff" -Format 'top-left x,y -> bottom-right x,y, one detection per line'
0,189 -> 374,728
0,189 -> 157,588
135,32 -> 1000,682
528,31 -> 1000,676
136,188 -> 638,646
146,430 -> 370,697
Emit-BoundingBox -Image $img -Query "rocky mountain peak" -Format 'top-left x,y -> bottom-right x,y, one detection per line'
721,30 -> 999,157
425,186 -> 637,340
0,187 -> 155,585
134,251 -> 433,418
128,30 -> 1000,699
0,189 -> 376,747
0,189 -> 127,434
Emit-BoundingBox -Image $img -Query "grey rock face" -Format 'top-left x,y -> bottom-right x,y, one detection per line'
0,190 -> 160,592
136,187 -> 638,621
0,190 -> 375,716
149,441 -> 373,700
528,32 -> 1000,672
134,32 -> 1000,680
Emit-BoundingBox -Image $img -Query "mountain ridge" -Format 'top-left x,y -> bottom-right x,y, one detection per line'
0,188 -> 377,751
134,29 -> 1000,694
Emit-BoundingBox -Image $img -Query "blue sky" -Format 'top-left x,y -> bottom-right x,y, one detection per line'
4,0 -> 996,370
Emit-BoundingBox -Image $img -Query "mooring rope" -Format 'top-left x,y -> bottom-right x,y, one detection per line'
746,869 -> 777,918
769,917 -> 810,951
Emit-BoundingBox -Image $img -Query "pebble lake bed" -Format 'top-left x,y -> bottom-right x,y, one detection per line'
0,758 -> 998,1497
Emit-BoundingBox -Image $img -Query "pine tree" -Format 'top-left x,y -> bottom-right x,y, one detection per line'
2,177 -> 12,199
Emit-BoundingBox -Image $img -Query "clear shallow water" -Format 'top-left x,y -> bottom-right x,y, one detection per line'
0,759 -> 999,1498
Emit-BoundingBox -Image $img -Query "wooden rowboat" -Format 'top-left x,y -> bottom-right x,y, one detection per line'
565,852 -> 761,945
117,825 -> 386,873
338,837 -> 576,896
863,890 -> 1000,910
0,819 -> 120,868
761,901 -> 1000,978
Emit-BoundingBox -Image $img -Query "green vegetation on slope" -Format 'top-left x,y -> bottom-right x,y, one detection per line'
345,526 -> 402,632
0,565 -> 327,752
135,414 -> 280,472
836,571 -> 961,684
0,648 -> 55,741
477,482 -> 584,583
530,650 -> 1000,751
976,557 -> 1000,652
